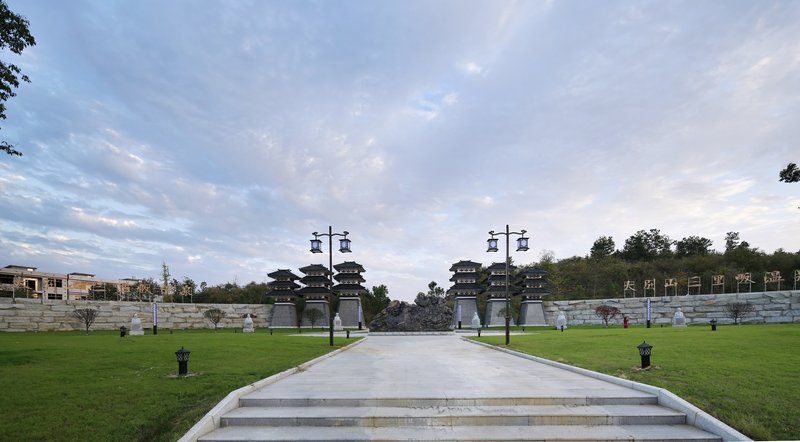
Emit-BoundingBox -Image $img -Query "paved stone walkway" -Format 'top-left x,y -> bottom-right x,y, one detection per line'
192,334 -> 742,441
244,334 -> 653,402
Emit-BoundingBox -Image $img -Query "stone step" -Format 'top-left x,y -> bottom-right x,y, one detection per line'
238,395 -> 659,408
198,424 -> 722,441
220,404 -> 686,427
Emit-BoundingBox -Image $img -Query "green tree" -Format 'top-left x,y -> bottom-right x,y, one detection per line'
779,162 -> 799,183
427,281 -> 445,297
621,229 -> 673,261
160,261 -> 172,302
725,231 -> 741,252
675,236 -> 713,257
590,236 -> 615,259
0,0 -> 35,157
303,308 -> 323,328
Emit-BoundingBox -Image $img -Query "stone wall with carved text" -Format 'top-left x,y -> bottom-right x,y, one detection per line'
542,290 -> 800,326
0,297 -> 272,332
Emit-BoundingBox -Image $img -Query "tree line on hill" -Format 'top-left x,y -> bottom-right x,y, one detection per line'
538,230 -> 799,300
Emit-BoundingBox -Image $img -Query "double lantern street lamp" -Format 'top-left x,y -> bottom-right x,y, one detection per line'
486,224 -> 529,345
310,226 -> 351,346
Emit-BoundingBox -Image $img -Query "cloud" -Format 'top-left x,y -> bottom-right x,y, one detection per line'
1,0 -> 799,300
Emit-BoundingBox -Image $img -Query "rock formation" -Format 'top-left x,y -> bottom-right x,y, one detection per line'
369,293 -> 453,332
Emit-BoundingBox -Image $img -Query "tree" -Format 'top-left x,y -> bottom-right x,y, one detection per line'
303,308 -> 323,328
590,236 -> 615,259
621,229 -> 673,261
725,302 -> 754,325
594,305 -> 621,327
160,261 -> 172,302
0,1 -> 36,157
779,163 -> 799,183
203,308 -> 225,330
427,281 -> 445,297
724,231 -> 741,252
675,236 -> 713,257
73,308 -> 99,335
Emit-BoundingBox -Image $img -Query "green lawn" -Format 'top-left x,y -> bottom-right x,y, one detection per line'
475,323 -> 800,440
0,328 -> 354,442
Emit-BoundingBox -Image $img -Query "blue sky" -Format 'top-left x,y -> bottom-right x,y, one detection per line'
1,0 -> 798,302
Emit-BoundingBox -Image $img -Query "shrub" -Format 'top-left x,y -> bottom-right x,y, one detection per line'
594,305 -> 620,327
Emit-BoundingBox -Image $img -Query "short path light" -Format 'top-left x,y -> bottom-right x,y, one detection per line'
637,341 -> 653,369
119,326 -> 126,337
175,346 -> 190,376
710,319 -> 717,331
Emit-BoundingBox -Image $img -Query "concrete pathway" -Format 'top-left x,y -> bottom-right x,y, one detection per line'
193,334 -> 742,441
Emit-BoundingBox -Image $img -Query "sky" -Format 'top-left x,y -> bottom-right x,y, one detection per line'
1,0 -> 799,302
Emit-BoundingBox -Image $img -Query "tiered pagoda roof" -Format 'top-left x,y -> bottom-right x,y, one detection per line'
449,260 -> 482,272
298,264 -> 332,276
486,262 -> 520,298
333,261 -> 366,273
267,269 -> 301,300
298,264 -> 332,300
332,261 -> 367,296
519,267 -> 549,298
447,259 -> 483,296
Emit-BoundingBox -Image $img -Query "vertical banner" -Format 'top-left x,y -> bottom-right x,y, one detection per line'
646,298 -> 651,328
457,304 -> 462,322
152,302 -> 158,335
357,303 -> 363,323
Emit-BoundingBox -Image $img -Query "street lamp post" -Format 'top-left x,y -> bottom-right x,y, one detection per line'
487,224 -> 529,345
310,226 -> 351,346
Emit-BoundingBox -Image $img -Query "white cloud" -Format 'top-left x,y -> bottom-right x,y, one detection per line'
1,0 -> 799,300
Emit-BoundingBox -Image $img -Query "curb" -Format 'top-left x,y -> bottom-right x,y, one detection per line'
178,338 -> 366,442
464,337 -> 750,441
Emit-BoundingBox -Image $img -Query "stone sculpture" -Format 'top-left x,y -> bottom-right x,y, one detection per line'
556,311 -> 567,330
130,313 -> 144,336
672,308 -> 687,327
334,313 -> 343,331
470,312 -> 481,329
369,293 -> 453,332
243,314 -> 255,333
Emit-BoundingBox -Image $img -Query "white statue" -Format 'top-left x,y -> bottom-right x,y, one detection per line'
672,308 -> 687,327
130,313 -> 144,336
333,313 -> 343,331
470,312 -> 481,329
556,311 -> 567,330
243,314 -> 255,333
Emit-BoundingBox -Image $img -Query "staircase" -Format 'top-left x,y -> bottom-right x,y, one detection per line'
198,394 -> 722,441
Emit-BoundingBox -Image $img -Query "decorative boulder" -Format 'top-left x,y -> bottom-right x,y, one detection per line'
369,294 -> 453,332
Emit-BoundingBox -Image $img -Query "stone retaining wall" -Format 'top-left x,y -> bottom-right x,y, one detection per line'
543,290 -> 800,327
0,297 -> 273,332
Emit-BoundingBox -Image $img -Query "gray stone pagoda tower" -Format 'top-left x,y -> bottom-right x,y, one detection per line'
266,269 -> 301,327
484,262 -> 519,326
333,261 -> 367,329
298,264 -> 332,328
447,260 -> 483,328
517,267 -> 549,326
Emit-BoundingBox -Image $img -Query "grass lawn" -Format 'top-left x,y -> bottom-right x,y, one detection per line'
0,328 -> 356,442
475,323 -> 800,440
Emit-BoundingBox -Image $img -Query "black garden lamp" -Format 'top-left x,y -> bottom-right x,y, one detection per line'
175,346 -> 190,376
637,341 -> 653,369
710,319 -> 717,331
119,325 -> 126,337
309,226 -> 352,346
486,224 -> 529,345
